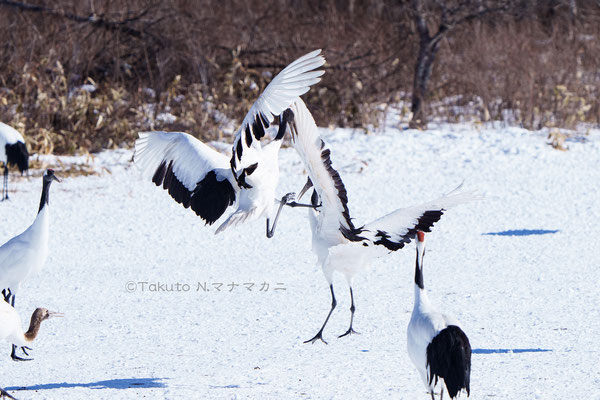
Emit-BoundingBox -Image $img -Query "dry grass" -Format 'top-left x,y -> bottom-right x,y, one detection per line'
0,0 -> 598,156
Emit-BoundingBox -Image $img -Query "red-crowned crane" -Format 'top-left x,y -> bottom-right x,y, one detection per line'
0,122 -> 29,201
288,98 -> 477,343
407,231 -> 471,399
134,50 -> 324,237
0,169 -> 60,360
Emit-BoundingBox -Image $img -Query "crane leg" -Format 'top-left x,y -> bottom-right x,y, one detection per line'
2,166 -> 7,201
1,288 -> 11,303
0,387 -> 16,399
338,286 -> 360,338
304,284 -> 336,344
285,201 -> 320,209
11,344 -> 32,362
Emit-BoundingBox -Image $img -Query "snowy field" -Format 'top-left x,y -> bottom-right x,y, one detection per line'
1,121 -> 599,399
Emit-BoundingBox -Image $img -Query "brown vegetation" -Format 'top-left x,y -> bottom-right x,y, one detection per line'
0,0 -> 598,155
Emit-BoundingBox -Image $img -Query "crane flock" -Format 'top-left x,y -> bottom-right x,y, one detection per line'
0,49 -> 477,399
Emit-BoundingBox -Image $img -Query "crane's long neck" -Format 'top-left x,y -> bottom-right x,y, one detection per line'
413,235 -> 430,308
23,312 -> 44,343
38,179 -> 52,213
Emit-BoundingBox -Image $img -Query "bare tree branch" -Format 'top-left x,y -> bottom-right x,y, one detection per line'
0,0 -> 165,46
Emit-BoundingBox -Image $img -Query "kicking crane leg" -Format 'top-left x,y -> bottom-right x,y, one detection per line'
304,284 -> 337,344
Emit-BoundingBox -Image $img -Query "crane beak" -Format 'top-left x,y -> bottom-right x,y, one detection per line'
297,177 -> 313,201
48,311 -> 64,318
52,175 -> 61,183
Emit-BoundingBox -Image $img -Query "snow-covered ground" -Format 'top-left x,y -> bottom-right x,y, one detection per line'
1,121 -> 599,399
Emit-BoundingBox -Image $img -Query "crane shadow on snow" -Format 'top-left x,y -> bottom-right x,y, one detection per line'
6,378 -> 166,392
482,229 -> 560,236
473,348 -> 552,354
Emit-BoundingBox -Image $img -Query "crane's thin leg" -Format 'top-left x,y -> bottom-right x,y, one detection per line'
2,166 -> 7,201
11,344 -> 32,362
285,201 -> 320,209
0,387 -> 16,400
440,387 -> 444,400
338,286 -> 360,338
304,284 -> 336,344
430,392 -> 435,400
266,192 -> 296,238
1,288 -> 10,303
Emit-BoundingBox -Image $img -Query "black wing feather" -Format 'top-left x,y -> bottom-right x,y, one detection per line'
151,161 -> 235,225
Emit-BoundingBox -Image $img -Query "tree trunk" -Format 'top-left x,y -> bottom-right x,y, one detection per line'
409,38 -> 440,130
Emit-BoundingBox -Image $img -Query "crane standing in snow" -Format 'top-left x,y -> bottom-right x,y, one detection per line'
0,122 -> 29,201
407,231 -> 471,399
134,50 -> 324,237
0,169 -> 60,360
288,98 -> 476,343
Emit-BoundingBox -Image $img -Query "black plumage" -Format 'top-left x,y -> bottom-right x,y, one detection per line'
318,144 -> 365,241
374,210 -> 445,251
4,142 -> 29,173
152,161 -> 235,225
426,325 -> 472,399
191,171 -> 236,225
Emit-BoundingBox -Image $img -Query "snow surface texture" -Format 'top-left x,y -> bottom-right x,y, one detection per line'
1,122 -> 599,399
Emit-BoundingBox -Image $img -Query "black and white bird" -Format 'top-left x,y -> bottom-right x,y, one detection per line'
407,231 -> 471,399
0,169 -> 60,360
0,299 -> 63,362
0,122 -> 29,201
288,98 -> 476,343
134,50 -> 325,237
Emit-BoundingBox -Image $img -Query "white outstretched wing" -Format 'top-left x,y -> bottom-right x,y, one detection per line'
230,50 -> 325,174
289,98 -> 362,243
134,131 -> 238,225
362,188 -> 480,251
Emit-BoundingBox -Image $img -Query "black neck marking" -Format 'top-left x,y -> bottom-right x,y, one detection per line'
415,246 -> 424,289
38,179 -> 52,213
